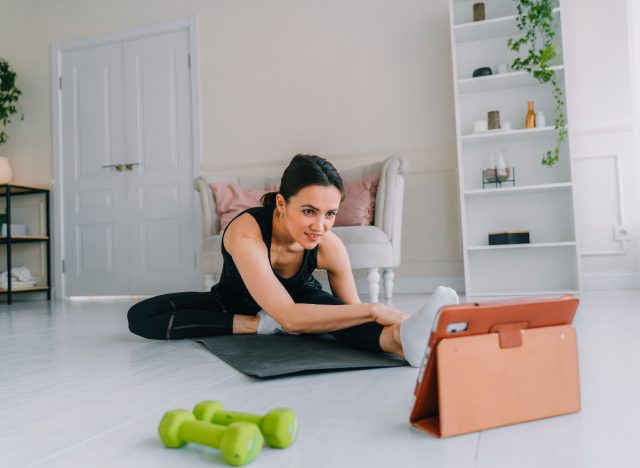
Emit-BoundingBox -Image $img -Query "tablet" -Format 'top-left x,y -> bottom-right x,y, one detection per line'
410,295 -> 579,435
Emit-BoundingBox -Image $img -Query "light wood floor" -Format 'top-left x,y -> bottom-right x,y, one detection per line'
1,290 -> 639,468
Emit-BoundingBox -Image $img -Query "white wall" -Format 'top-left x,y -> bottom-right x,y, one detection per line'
562,0 -> 640,288
0,0 -> 638,291
0,0 -> 462,289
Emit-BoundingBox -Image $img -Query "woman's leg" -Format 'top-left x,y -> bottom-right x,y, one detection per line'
291,286 -> 459,365
399,286 -> 459,366
127,291 -> 247,340
290,288 -> 385,353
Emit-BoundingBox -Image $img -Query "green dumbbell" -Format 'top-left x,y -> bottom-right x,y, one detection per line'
158,409 -> 263,466
193,400 -> 298,449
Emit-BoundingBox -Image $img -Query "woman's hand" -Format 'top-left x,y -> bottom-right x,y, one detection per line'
370,303 -> 409,327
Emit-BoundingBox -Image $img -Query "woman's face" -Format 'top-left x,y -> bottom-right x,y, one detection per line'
277,184 -> 342,249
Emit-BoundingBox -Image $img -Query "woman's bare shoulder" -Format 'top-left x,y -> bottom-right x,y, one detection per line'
223,212 -> 264,250
317,230 -> 348,268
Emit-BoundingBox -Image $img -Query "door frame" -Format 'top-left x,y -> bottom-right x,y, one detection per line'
50,17 -> 202,299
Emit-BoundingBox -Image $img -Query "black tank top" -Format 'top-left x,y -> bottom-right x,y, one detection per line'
212,204 -> 322,314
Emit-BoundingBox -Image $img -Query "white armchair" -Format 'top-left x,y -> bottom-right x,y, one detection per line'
193,156 -> 409,302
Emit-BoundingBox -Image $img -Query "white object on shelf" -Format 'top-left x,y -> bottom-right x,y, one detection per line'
1,224 -> 27,236
536,111 -> 547,128
0,279 -> 36,290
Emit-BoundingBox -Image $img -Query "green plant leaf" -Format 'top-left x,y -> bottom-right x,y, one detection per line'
508,0 -> 564,167
0,57 -> 23,146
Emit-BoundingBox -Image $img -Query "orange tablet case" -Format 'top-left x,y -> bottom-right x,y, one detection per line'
409,295 -> 581,438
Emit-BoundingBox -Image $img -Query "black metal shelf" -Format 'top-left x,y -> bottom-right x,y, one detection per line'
0,286 -> 50,294
0,236 -> 49,244
1,183 -> 51,304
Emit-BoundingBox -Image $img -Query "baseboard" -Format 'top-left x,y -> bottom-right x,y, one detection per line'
581,272 -> 640,290
317,275 -> 465,295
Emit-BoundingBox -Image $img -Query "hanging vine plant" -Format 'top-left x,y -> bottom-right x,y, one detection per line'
507,0 -> 566,167
0,57 -> 23,145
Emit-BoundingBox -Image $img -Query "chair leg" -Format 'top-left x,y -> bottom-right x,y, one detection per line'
383,268 -> 395,299
203,274 -> 216,291
367,268 -> 381,303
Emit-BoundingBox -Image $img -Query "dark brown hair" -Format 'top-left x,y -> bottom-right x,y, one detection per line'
261,154 -> 345,206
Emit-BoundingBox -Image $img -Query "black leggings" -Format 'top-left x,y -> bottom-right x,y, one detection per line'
127,287 -> 384,353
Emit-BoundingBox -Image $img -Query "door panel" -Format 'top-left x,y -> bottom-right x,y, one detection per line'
76,223 -> 114,274
140,219 -> 181,272
123,31 -> 198,294
62,44 -> 129,296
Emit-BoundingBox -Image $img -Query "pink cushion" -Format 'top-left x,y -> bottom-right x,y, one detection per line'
211,183 -> 269,232
211,176 -> 379,232
334,175 -> 379,226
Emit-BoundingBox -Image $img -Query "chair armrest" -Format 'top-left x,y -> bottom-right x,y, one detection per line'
374,156 -> 409,263
193,176 -> 220,239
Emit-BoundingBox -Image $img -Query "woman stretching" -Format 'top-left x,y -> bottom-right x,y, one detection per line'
127,154 -> 458,367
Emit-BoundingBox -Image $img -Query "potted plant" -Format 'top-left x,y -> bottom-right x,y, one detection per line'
507,0 -> 565,167
0,57 -> 23,183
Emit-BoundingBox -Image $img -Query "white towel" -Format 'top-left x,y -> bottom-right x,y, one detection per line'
0,266 -> 34,282
0,279 -> 36,290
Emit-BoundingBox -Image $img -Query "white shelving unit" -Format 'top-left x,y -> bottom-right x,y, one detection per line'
448,0 -> 580,296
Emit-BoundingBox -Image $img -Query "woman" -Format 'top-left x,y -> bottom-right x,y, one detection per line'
127,154 -> 458,367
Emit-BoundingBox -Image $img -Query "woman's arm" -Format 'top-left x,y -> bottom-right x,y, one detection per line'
316,230 -> 360,305
224,215 -> 405,333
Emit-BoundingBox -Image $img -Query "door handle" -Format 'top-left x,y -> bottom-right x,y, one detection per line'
102,163 -> 140,172
102,164 -> 125,172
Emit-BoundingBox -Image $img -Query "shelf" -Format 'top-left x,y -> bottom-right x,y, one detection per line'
450,1 -> 579,296
454,8 -> 560,43
1,184 -> 51,304
0,183 -> 51,195
458,66 -> 564,94
461,126 -> 560,145
464,182 -> 572,197
467,241 -> 576,251
0,286 -> 50,294
0,236 -> 49,243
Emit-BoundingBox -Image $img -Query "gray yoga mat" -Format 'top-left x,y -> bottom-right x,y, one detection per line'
193,334 -> 408,378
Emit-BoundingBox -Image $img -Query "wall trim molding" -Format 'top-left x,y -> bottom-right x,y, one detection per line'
200,143 -> 456,173
63,272 -> 640,301
571,123 -> 634,137
316,275 -> 466,296
573,152 -> 627,257
581,272 -> 640,290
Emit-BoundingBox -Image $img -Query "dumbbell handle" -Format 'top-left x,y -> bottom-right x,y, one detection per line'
212,412 -> 263,427
180,420 -> 226,448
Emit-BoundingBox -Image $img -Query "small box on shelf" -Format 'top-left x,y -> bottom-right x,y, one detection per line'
488,231 -> 530,245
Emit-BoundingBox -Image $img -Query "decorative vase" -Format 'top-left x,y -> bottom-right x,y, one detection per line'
473,3 -> 485,21
472,67 -> 493,78
525,101 -> 536,129
0,156 -> 13,184
488,110 -> 501,130
536,110 -> 546,128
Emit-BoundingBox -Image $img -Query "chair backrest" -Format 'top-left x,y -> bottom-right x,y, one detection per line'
194,156 -> 409,262
193,174 -> 281,239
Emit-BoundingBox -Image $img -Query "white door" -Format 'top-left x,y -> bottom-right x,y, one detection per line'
61,44 -> 130,296
61,31 -> 198,296
122,31 -> 198,294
